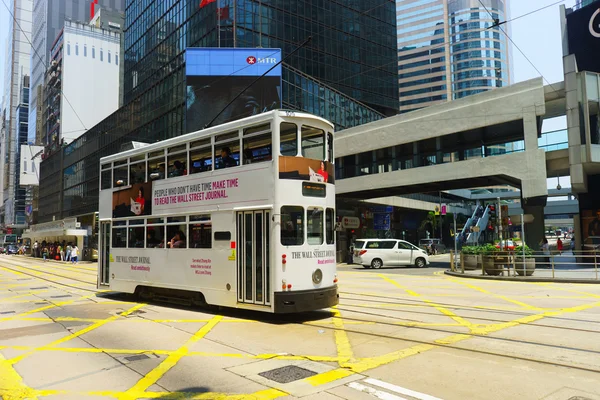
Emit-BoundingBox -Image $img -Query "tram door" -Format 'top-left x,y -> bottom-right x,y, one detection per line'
99,222 -> 111,286
236,211 -> 270,306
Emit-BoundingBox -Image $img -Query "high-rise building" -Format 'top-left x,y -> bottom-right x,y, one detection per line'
397,0 -> 512,113
43,18 -> 122,153
29,0 -> 125,144
0,0 -> 32,228
38,0 -> 399,224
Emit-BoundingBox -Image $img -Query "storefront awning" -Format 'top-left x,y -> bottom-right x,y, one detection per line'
22,229 -> 88,239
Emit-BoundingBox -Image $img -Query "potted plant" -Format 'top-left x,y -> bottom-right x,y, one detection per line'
461,246 -> 480,270
481,243 -> 509,276
514,245 -> 535,276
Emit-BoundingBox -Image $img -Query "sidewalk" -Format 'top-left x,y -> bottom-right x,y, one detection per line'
449,252 -> 600,283
8,254 -> 96,265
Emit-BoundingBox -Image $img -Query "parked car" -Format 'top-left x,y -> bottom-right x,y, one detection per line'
419,238 -> 446,255
353,239 -> 429,269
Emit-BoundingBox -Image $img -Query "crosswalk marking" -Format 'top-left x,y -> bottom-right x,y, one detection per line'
365,378 -> 444,400
348,381 -> 407,400
347,378 -> 444,400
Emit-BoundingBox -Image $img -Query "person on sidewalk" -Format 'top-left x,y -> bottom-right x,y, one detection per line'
557,238 -> 563,256
42,246 -> 49,262
71,245 -> 79,264
65,244 -> 72,262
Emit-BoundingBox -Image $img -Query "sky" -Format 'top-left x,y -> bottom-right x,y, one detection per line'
0,0 -> 578,106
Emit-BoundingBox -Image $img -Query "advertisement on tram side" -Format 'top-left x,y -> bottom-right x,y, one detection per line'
112,182 -> 153,218
150,164 -> 273,214
278,156 -> 335,184
185,48 -> 282,133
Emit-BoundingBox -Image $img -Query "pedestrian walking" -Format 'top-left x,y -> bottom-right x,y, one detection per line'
42,246 -> 49,262
557,238 -> 563,256
33,241 -> 39,258
58,244 -> 64,261
66,244 -> 72,262
71,245 -> 79,264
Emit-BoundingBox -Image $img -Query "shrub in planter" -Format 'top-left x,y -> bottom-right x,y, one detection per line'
481,244 -> 508,276
461,246 -> 480,270
515,245 -> 535,276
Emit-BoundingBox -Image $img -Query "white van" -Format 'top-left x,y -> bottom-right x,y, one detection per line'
352,239 -> 430,269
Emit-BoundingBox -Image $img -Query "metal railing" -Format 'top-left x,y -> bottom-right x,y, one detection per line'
449,250 -> 600,281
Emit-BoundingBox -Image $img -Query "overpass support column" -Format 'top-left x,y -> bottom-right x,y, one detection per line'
522,195 -> 547,251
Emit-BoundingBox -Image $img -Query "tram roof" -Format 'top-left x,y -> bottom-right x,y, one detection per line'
100,110 -> 334,164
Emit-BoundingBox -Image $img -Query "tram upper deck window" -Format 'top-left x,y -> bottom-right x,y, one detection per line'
148,150 -> 166,180
101,165 -> 112,190
281,206 -> 304,246
190,138 -> 212,174
280,122 -> 297,156
168,144 -> 187,178
301,126 -> 325,160
215,131 -> 240,169
243,124 -> 272,164
113,161 -> 128,187
327,133 -> 333,162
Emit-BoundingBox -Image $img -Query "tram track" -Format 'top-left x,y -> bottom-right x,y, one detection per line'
0,258 -> 98,293
341,290 -> 600,327
1,258 -> 599,376
300,308 -> 600,376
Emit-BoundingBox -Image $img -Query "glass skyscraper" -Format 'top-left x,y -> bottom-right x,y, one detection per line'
397,0 -> 511,113
39,0 -> 399,222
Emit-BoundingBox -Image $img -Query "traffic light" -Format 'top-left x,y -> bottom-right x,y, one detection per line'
488,205 -> 496,217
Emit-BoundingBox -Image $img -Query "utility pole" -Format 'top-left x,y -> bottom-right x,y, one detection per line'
498,197 -> 503,251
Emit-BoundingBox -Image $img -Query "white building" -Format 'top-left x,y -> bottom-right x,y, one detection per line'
0,0 -> 32,226
44,19 -> 120,148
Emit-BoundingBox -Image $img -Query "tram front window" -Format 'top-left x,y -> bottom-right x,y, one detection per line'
281,206 -> 304,246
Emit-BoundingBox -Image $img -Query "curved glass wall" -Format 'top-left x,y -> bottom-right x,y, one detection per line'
397,0 -> 511,112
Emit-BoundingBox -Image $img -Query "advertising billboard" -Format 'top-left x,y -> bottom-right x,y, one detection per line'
567,2 -> 600,73
185,48 -> 282,133
19,145 -> 43,186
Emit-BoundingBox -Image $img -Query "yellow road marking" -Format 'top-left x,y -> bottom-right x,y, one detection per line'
119,315 -> 222,400
305,368 -> 355,386
0,344 -> 343,363
330,307 -> 355,367
449,279 -> 544,311
0,352 -> 40,400
7,303 -> 145,365
379,274 -> 476,332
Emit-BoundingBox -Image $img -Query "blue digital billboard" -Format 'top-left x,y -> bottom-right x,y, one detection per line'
185,48 -> 282,133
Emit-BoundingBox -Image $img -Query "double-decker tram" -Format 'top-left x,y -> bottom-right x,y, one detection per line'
97,110 -> 338,313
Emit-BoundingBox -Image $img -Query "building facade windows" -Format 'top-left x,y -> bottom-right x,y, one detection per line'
38,0 -> 397,222
397,0 -> 511,113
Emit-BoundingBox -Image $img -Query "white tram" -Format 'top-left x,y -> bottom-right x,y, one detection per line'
97,110 -> 338,313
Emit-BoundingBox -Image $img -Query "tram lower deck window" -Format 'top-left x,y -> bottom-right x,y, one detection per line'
281,206 -> 304,246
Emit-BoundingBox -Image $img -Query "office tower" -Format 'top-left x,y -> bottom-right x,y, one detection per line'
0,0 -> 32,227
38,0 -> 399,222
397,0 -> 512,113
29,0 -> 125,144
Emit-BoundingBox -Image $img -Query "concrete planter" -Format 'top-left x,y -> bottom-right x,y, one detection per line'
515,257 -> 536,276
482,254 -> 509,276
462,254 -> 480,270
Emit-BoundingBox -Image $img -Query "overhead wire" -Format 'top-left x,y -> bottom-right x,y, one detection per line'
0,0 -> 88,132
477,0 -> 563,95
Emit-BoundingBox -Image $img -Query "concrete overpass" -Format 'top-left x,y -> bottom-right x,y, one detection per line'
334,78 -> 551,246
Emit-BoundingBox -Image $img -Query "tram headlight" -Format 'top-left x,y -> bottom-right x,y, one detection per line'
312,268 -> 323,284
